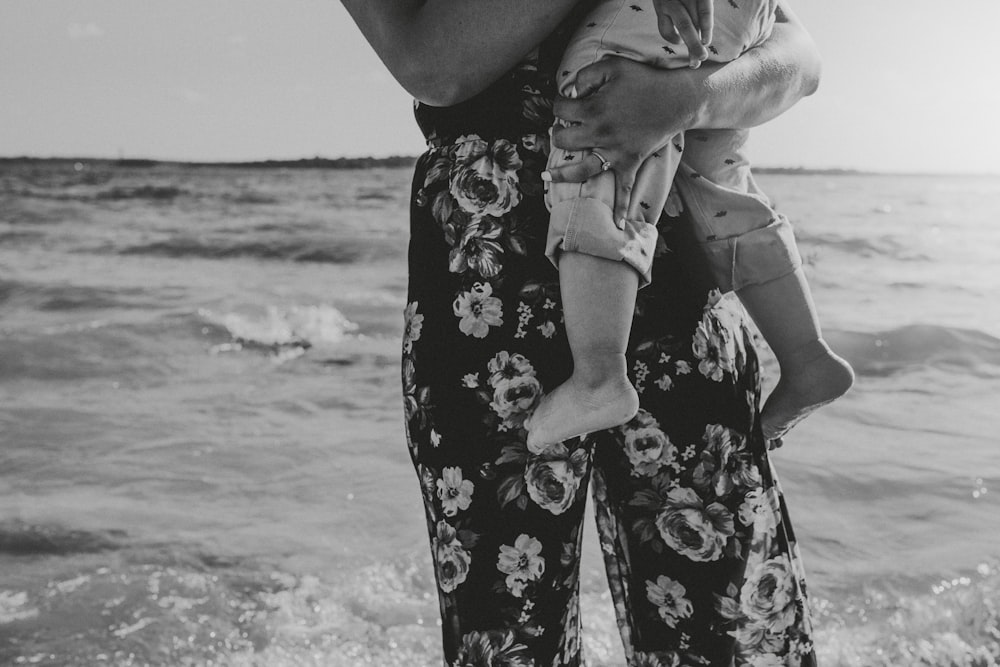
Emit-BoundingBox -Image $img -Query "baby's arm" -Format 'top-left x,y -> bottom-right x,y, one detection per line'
652,0 -> 713,67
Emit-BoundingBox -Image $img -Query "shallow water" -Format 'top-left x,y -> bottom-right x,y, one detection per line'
1,162 -> 999,665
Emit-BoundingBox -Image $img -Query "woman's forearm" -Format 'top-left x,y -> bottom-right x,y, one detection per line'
683,1 -> 822,130
342,0 -> 578,106
545,1 -> 821,213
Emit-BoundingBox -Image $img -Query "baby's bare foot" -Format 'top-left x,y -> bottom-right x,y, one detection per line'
526,376 -> 639,453
761,339 -> 855,442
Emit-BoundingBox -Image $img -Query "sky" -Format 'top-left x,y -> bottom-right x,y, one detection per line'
2,1 -> 999,173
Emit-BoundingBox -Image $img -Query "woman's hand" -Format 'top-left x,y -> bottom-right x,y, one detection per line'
547,57 -> 701,224
545,0 -> 821,224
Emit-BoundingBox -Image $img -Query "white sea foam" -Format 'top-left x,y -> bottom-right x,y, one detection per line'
7,549 -> 996,666
199,304 -> 359,352
0,591 -> 38,625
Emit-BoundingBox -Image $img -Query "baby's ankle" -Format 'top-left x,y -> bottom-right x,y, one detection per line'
571,368 -> 631,393
571,353 -> 629,391
776,339 -> 854,392
780,338 -> 836,367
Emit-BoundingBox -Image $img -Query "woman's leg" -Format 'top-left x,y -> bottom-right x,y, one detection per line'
590,417 -> 818,665
406,378 -> 597,664
404,285 -> 596,664
586,214 -> 819,666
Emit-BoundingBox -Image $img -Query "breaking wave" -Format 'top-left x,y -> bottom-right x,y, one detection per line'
827,324 -> 1000,377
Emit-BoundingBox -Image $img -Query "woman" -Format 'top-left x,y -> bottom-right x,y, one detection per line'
344,2 -> 822,665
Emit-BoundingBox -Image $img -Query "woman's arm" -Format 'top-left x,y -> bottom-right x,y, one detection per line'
342,0 -> 579,106
546,1 -> 821,222
687,2 -> 821,129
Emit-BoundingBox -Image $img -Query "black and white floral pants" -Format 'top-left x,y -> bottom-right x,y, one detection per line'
403,28 -> 818,667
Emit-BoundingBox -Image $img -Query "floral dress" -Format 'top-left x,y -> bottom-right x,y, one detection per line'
401,9 -> 819,667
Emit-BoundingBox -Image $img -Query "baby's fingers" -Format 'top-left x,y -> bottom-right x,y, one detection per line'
653,0 -> 709,65
654,4 -> 681,44
695,0 -> 713,46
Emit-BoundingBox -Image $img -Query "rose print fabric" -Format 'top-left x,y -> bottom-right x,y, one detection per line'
403,10 -> 818,666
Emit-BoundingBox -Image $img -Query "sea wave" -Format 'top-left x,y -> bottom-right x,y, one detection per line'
827,324 -> 1000,377
117,236 -> 403,264
0,278 -> 19,305
812,565 -> 1000,667
0,279 -> 151,312
0,520 -> 125,556
7,184 -> 187,202
94,185 -> 188,201
797,231 -> 930,262
1,539 -> 996,667
0,230 -> 46,245
0,323 -> 172,382
198,304 -> 359,353
10,183 -> 281,205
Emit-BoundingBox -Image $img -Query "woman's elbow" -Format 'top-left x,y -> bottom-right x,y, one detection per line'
773,3 -> 822,97
410,80 -> 473,108
393,61 -> 478,107
775,32 -> 821,99
801,44 -> 822,97
786,24 -> 822,96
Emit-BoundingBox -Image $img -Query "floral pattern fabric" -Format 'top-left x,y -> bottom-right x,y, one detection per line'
403,10 -> 818,666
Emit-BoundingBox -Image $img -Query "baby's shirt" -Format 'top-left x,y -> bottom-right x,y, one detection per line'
559,0 -> 778,85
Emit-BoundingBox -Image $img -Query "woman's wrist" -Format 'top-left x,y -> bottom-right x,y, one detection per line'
674,67 -> 714,131
685,60 -> 751,131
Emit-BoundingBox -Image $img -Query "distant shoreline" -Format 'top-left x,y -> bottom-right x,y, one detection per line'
0,156 -> 994,177
0,155 -> 419,170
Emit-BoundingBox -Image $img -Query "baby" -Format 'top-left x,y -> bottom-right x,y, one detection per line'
526,0 -> 854,450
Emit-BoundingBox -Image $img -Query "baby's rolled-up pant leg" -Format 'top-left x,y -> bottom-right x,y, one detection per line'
544,138 -> 684,287
674,129 -> 802,293
543,0 -> 698,287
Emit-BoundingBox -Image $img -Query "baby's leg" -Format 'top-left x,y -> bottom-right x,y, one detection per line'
739,270 -> 854,441
533,149 -> 676,450
531,1 -> 685,450
526,252 -> 641,451
531,138 -> 676,451
677,130 -> 854,442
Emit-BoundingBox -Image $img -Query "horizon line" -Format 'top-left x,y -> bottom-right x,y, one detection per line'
1,154 -> 998,179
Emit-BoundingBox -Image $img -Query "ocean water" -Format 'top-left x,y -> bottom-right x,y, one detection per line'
1,161 -> 999,666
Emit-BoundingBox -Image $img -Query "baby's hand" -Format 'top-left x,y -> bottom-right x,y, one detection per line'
653,0 -> 713,68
